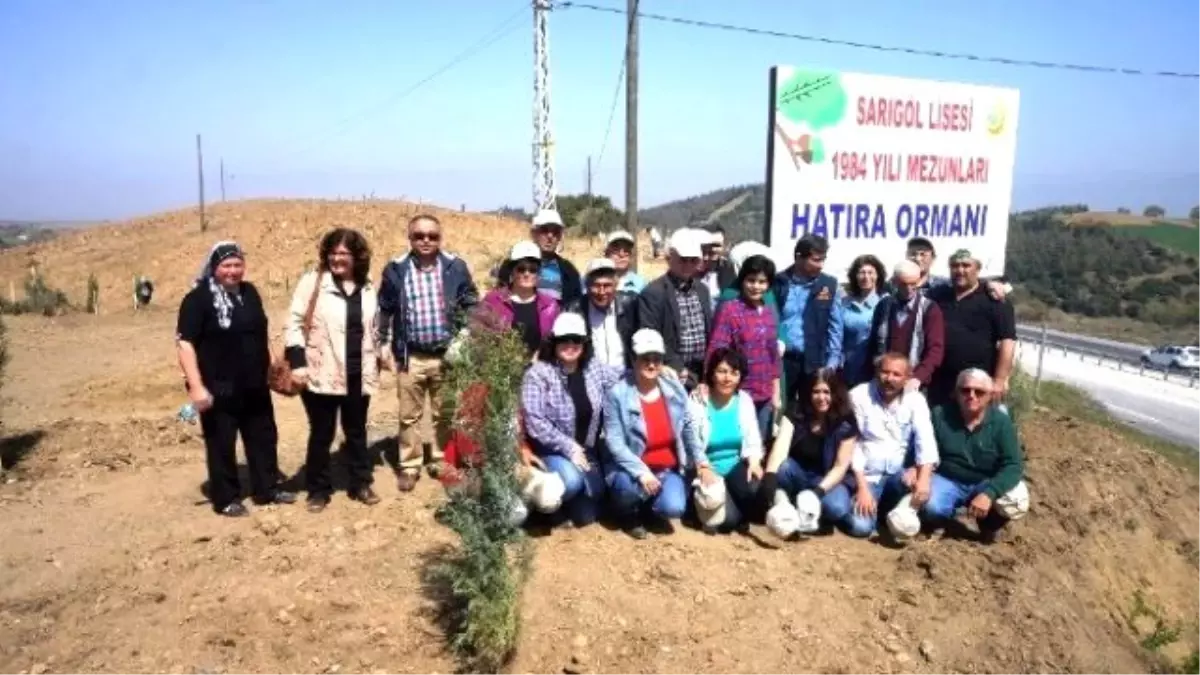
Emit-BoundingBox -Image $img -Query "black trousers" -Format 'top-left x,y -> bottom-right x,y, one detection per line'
301,387 -> 372,496
783,353 -> 808,406
200,388 -> 281,512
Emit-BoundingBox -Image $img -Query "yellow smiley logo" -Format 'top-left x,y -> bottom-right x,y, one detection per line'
987,102 -> 1006,136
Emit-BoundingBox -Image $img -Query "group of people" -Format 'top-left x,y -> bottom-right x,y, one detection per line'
175,209 -> 1030,545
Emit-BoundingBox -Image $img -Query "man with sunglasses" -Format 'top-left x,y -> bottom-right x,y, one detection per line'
603,230 -> 646,294
773,234 -> 845,405
378,214 -> 480,492
530,209 -> 584,305
925,249 -> 1017,410
921,368 -> 1028,543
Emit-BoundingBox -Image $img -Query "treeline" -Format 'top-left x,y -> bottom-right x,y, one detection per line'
1007,207 -> 1199,327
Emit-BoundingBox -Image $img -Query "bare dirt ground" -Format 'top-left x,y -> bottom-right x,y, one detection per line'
0,201 -> 1197,674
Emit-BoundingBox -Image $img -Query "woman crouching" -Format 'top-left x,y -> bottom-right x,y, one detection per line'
520,313 -> 621,528
603,329 -> 705,539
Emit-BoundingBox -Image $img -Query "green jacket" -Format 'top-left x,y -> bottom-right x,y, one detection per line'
930,404 -> 1024,499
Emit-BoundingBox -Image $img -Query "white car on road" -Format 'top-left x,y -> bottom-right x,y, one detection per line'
1141,345 -> 1200,371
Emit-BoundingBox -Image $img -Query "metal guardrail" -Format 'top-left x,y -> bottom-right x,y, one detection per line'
1017,337 -> 1200,388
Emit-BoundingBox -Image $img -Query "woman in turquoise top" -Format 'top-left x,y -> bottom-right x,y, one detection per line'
689,347 -> 764,533
840,254 -> 885,388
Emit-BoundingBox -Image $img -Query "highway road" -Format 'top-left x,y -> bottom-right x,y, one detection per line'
1016,342 -> 1200,449
1015,324 -> 1150,365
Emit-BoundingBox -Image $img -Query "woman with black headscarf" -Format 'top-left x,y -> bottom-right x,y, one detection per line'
176,241 -> 295,517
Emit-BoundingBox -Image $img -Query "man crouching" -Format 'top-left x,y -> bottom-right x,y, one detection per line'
922,368 -> 1030,543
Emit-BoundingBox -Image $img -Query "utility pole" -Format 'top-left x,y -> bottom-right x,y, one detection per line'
220,158 -> 227,202
196,134 -> 206,232
532,0 -> 557,212
586,156 -> 593,196
624,0 -> 639,271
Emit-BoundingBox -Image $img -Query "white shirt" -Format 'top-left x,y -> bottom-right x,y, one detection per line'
849,381 -> 938,483
587,302 -> 626,368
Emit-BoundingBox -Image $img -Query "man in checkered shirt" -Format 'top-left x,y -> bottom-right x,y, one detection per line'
636,229 -> 713,391
378,214 -> 479,492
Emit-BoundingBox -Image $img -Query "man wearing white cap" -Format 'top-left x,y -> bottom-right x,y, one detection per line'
636,228 -> 712,390
530,209 -> 584,304
603,230 -> 646,294
563,258 -> 636,369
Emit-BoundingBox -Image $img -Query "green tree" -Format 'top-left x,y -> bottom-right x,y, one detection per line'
556,193 -> 624,237
1144,205 -> 1166,218
1117,207 -> 1132,215
1189,205 -> 1199,222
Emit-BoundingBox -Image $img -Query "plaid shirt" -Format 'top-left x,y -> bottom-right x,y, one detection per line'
520,360 -> 622,456
404,260 -> 450,348
675,281 -> 707,368
707,297 -> 781,403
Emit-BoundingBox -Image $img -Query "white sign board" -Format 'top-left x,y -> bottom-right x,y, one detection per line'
766,66 -> 1020,279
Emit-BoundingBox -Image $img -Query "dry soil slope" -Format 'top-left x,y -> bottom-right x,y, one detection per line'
0,199 -> 555,311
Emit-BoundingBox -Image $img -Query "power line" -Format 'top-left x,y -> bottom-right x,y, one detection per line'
557,1 -> 1200,79
277,3 -> 530,164
594,53 -> 626,174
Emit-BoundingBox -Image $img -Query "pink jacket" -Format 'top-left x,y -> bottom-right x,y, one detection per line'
479,289 -> 560,339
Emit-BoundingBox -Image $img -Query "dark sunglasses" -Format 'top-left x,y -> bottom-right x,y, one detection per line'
535,226 -> 564,236
555,336 -> 585,346
514,262 -> 540,275
958,386 -> 989,398
410,232 -> 441,242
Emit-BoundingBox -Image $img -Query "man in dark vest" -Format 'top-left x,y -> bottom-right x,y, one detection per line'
773,234 -> 844,404
862,260 -> 945,390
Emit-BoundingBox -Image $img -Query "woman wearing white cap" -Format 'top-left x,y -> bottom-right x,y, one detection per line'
520,313 -> 622,527
602,328 -> 705,539
480,241 -> 561,358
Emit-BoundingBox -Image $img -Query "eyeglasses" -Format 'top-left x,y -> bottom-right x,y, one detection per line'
958,386 -> 990,398
556,336 -> 585,346
410,232 -> 441,242
535,226 -> 563,237
638,354 -> 663,364
514,263 -> 540,275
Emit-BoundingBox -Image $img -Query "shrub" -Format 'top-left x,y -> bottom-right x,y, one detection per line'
430,319 -> 533,672
0,271 -> 71,316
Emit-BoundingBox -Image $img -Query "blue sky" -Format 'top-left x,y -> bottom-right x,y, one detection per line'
1,0 -> 1197,221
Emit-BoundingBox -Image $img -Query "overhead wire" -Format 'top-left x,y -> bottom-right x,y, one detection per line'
274,2 -> 531,165
556,1 -> 1199,79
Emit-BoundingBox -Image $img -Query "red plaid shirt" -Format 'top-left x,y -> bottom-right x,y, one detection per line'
707,298 -> 781,403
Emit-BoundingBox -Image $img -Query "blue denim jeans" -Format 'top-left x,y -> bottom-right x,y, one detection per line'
541,453 -> 604,526
840,472 -> 908,538
774,458 -> 853,524
922,473 -> 1010,532
607,469 -> 688,520
754,400 -> 775,443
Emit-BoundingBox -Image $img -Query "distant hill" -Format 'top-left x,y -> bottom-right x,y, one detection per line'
0,222 -> 64,250
640,187 -> 1199,342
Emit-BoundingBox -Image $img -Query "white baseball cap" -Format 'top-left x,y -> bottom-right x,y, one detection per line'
585,257 -> 617,276
551,312 -> 587,338
605,230 -> 635,246
630,328 -> 665,356
531,209 -> 564,228
886,494 -> 921,542
795,490 -> 823,534
509,240 -> 541,262
766,489 -> 801,539
668,228 -> 703,258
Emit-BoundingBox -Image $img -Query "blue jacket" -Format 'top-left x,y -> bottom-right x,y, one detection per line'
602,375 -> 704,479
377,252 -> 479,369
773,271 -> 843,375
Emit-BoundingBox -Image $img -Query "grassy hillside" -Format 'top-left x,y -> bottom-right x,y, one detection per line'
1104,222 -> 1198,256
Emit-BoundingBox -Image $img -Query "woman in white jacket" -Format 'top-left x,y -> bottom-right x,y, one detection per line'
285,228 -> 384,512
689,347 -> 764,533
